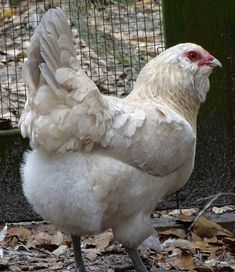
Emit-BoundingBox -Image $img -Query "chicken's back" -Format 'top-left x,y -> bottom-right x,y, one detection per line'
22,149 -> 194,248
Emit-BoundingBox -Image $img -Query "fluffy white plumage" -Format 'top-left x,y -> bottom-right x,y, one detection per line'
20,7 -> 221,263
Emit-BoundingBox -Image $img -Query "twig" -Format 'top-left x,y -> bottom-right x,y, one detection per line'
7,220 -> 46,226
195,192 -> 235,203
185,192 -> 235,237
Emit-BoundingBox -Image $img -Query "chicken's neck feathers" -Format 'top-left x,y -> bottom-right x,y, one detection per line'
128,61 -> 209,130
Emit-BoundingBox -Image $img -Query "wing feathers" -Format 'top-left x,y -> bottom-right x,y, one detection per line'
112,113 -> 129,129
123,121 -> 137,137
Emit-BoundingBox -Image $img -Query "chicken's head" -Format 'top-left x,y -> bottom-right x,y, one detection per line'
133,43 -> 221,105
173,43 -> 222,75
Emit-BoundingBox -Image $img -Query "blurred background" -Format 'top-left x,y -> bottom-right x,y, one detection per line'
0,0 -> 164,127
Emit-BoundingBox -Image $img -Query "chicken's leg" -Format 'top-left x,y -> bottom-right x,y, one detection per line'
126,248 -> 148,272
71,235 -> 86,272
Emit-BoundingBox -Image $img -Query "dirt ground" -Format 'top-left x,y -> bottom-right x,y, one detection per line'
1,208 -> 235,271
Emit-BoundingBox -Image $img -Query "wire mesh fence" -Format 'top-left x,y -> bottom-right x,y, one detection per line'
0,0 -> 164,128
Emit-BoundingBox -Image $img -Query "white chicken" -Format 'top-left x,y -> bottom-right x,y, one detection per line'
20,7 -> 221,272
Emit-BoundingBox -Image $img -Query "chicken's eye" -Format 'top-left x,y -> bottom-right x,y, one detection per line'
187,51 -> 200,61
189,52 -> 197,59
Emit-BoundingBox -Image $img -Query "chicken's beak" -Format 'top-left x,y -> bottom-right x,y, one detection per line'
208,57 -> 222,68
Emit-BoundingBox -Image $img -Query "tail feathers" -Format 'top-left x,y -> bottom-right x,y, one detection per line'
22,32 -> 43,92
23,7 -> 79,97
39,63 -> 64,96
22,60 -> 40,93
20,7 -> 109,152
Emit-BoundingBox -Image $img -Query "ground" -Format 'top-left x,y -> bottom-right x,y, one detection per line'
1,208 -> 235,271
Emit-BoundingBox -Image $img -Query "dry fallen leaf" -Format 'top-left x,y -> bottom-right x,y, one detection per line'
26,231 -> 52,248
50,261 -> 64,270
159,228 -> 186,239
223,237 -> 235,254
83,230 -> 113,251
52,244 -> 68,256
0,224 -> 7,242
94,232 -> 113,250
177,213 -> 193,223
168,251 -> 196,271
194,267 -> 213,272
162,238 -> 194,252
50,231 -> 64,246
0,7 -> 16,20
212,206 -> 234,214
85,251 -> 98,261
193,216 -> 234,239
193,240 -> 211,251
191,231 -> 203,242
8,226 -> 32,242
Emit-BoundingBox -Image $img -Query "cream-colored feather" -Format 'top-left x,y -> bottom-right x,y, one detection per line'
20,7 -> 221,254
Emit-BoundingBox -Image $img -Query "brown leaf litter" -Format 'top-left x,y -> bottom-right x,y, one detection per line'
0,207 -> 234,271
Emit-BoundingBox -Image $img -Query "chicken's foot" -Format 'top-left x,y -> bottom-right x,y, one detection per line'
126,248 -> 148,272
71,235 -> 86,272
